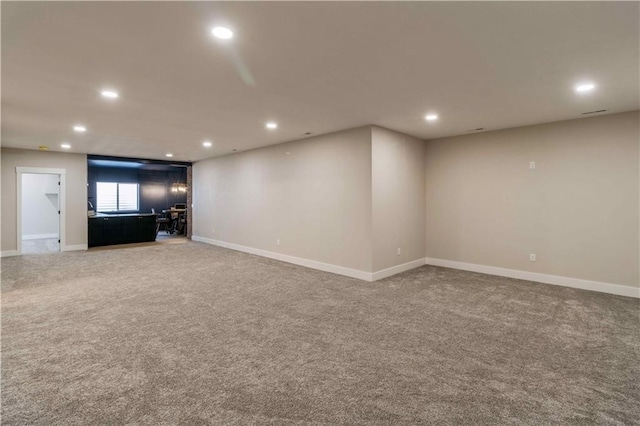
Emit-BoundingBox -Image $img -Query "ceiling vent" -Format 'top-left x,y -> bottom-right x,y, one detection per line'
581,109 -> 607,115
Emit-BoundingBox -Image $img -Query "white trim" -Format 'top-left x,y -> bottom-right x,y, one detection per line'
1,245 -> 86,256
186,238 -> 639,297
192,236 -> 427,282
22,233 -> 58,240
15,167 -> 67,175
192,236 -> 373,281
425,257 -> 640,299
62,244 -> 87,252
372,258 -> 427,281
16,167 -> 66,255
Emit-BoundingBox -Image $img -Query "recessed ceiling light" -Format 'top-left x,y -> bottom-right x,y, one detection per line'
100,89 -> 119,99
61,143 -> 71,149
575,83 -> 596,93
73,125 -> 87,132
211,27 -> 233,40
202,140 -> 212,148
266,122 -> 278,129
166,153 -> 174,158
425,114 -> 439,121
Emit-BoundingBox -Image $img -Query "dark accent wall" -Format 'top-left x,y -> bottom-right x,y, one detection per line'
88,166 -> 187,214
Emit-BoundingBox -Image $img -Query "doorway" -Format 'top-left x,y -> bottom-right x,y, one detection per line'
16,167 -> 66,254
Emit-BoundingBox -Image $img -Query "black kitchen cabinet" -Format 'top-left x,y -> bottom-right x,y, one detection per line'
88,214 -> 156,248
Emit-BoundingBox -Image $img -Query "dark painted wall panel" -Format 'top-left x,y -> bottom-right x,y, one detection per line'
88,166 -> 187,213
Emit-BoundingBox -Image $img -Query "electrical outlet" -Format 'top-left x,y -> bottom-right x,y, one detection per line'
276,239 -> 280,245
397,248 -> 402,256
530,253 -> 536,262
529,161 -> 536,169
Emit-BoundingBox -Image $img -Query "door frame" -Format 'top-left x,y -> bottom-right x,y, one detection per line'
16,167 -> 67,254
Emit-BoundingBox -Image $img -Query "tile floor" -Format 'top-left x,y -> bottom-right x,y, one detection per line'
21,238 -> 59,254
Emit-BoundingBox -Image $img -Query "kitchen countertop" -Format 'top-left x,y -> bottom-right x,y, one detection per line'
89,213 -> 156,218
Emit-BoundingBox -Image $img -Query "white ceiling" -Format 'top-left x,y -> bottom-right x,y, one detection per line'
2,1 -> 638,162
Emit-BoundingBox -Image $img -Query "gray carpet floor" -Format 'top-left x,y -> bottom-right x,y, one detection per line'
2,241 -> 638,425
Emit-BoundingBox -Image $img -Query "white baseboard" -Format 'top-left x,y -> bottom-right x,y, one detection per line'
1,245 -> 86,256
372,258 -> 427,281
22,233 -> 58,240
62,244 -> 87,252
188,238 -> 638,297
192,236 -> 374,281
425,257 -> 639,298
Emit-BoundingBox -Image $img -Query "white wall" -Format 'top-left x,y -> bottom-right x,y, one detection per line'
372,126 -> 426,272
1,148 -> 88,254
193,126 -> 374,273
21,173 -> 59,238
425,111 -> 639,290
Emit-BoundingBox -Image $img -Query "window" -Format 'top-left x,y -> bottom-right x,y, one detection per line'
96,182 -> 139,212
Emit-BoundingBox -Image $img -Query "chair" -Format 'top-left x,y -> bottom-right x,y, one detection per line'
152,208 -> 171,236
168,210 -> 180,234
177,212 -> 187,235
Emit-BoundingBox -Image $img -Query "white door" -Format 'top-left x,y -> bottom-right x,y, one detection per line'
20,173 -> 61,254
16,167 -> 66,254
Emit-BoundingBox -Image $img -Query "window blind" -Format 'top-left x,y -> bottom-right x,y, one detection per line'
96,182 -> 139,212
